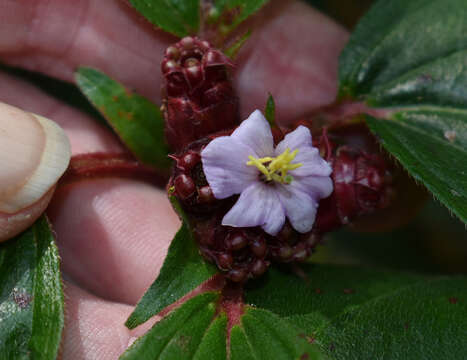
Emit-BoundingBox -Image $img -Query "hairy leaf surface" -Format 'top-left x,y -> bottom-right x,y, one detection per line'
76,67 -> 171,171
129,0 -> 199,37
0,217 -> 64,359
339,0 -> 467,222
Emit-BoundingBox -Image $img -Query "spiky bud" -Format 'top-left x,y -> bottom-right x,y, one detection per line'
162,36 -> 239,152
313,125 -> 394,233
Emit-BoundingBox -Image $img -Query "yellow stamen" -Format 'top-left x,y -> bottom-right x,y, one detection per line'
246,148 -> 303,184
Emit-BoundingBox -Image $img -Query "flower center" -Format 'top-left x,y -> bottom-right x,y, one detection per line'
246,148 -> 303,184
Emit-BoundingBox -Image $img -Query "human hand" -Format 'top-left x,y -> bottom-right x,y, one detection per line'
0,0 -> 348,358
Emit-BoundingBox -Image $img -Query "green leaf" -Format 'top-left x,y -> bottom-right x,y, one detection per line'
75,67 -> 171,170
245,264 -> 423,330
125,219 -> 218,329
244,264 -> 467,359
124,263 -> 467,359
315,277 -> 467,359
224,31 -> 252,59
0,216 -> 64,360
264,93 -> 276,128
207,0 -> 270,36
123,291 -> 325,360
192,313 -> 227,360
129,0 -> 199,37
121,293 -> 223,360
338,0 -> 467,223
339,0 -> 467,97
366,113 -> 467,223
230,308 -> 325,360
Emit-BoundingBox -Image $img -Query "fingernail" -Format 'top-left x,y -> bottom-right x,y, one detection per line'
127,337 -> 138,348
0,102 -> 71,214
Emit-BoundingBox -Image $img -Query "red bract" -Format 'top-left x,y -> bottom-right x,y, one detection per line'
161,36 -> 239,152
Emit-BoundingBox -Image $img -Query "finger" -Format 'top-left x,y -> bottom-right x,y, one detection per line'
0,1 -> 348,117
47,178 -> 180,305
234,0 -> 349,121
0,102 -> 70,241
0,70 -> 178,304
0,0 -> 174,103
0,71 -> 123,155
60,282 -> 158,360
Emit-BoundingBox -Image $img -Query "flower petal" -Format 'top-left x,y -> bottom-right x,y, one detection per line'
293,175 -> 334,200
222,182 -> 286,236
292,147 -> 332,177
201,136 -> 258,199
277,183 -> 318,233
275,125 -> 312,154
231,110 -> 274,157
276,125 -> 332,177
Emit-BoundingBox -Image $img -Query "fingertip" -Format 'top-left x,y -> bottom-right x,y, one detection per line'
60,282 -> 133,360
0,187 -> 55,242
0,102 -> 71,241
234,0 -> 350,122
60,281 -> 162,360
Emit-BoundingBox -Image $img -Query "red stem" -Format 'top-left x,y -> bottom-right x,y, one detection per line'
59,152 -> 169,188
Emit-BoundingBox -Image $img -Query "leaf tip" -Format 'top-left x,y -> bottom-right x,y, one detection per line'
265,93 -> 276,127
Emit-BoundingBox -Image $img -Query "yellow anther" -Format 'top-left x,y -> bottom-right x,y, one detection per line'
246,148 -> 302,184
247,156 -> 271,180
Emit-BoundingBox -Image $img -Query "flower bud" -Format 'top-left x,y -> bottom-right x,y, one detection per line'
162,36 -> 239,152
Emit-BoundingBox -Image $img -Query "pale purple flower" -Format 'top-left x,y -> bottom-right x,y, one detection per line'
201,110 -> 333,236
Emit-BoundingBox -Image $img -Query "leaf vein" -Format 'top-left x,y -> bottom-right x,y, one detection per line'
190,313 -> 221,360
351,0 -> 429,87
386,115 -> 467,154
248,311 -> 297,358
371,47 -> 467,94
240,326 -> 261,360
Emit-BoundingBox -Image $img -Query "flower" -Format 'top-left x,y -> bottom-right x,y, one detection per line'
201,110 -> 333,236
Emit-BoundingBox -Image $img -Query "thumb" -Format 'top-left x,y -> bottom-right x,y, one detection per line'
0,102 -> 70,241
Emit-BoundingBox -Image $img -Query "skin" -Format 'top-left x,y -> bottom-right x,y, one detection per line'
0,0 -> 348,358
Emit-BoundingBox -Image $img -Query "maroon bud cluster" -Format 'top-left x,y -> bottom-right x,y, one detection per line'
313,125 -> 394,234
193,217 -> 271,282
161,36 -> 239,152
169,134 -> 323,282
190,214 -> 320,283
169,137 -> 222,214
270,223 -> 320,263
